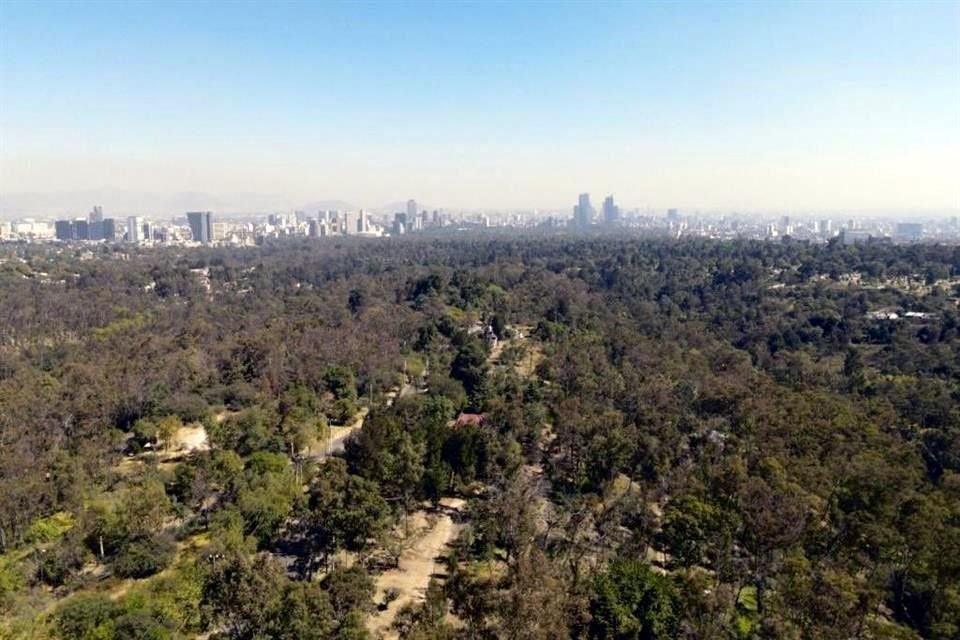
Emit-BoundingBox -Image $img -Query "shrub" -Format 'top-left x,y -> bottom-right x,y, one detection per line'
113,535 -> 175,579
0,560 -> 24,612
330,398 -> 358,425
37,535 -> 90,587
55,593 -> 120,640
25,511 -> 76,544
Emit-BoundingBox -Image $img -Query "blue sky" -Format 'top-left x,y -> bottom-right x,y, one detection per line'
1,0 -> 958,212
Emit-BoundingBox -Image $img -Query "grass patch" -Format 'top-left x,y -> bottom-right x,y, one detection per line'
26,512 -> 76,545
405,354 -> 426,378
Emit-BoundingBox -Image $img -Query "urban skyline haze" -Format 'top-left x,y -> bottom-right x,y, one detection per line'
1,0 -> 958,214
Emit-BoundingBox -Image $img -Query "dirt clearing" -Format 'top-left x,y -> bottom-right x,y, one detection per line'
367,498 -> 465,638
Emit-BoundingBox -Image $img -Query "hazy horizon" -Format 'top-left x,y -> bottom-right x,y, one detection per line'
2,1 -> 958,213
1,187 -> 959,221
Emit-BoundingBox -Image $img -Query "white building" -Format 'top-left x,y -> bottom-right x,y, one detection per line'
127,216 -> 144,243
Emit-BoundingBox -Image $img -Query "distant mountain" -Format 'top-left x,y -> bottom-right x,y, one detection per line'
162,192 -> 229,213
0,189 -> 154,218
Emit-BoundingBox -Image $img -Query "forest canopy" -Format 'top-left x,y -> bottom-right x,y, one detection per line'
0,235 -> 958,639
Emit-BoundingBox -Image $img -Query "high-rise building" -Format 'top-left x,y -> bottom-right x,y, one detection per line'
342,211 -> 358,235
74,219 -> 90,241
101,219 -> 117,241
667,208 -> 680,223
187,211 -> 214,244
602,195 -> 620,226
88,208 -> 104,239
142,221 -> 154,242
127,217 -> 144,242
55,220 -> 75,241
406,199 -> 417,221
895,223 -> 923,241
574,193 -> 594,229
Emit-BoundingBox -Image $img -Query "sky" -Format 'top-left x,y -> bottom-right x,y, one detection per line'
1,0 -> 958,214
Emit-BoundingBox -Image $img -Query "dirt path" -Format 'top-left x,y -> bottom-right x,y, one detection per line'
303,407 -> 369,461
367,498 -> 465,638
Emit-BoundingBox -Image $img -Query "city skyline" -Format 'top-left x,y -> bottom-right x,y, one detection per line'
0,187 -> 957,221
1,1 -> 959,212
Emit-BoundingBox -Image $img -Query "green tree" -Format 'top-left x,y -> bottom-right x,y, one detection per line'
55,593 -> 121,640
305,459 -> 390,571
588,559 -> 679,640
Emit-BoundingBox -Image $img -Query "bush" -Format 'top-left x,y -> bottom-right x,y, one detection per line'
113,609 -> 176,640
0,560 -> 24,612
113,535 -> 175,579
55,593 -> 121,640
132,417 -> 158,444
330,398 -> 358,425
37,535 -> 90,587
25,511 -> 76,544
157,393 -> 210,423
322,565 -> 375,616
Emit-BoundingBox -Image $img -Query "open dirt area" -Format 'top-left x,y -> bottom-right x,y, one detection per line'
367,497 -> 465,638
169,423 -> 210,453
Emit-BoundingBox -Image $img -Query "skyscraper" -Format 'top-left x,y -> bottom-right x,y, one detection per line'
574,193 -> 594,229
602,195 -> 620,226
88,206 -> 103,223
342,211 -> 358,235
101,219 -> 117,241
407,199 -> 417,222
127,216 -> 144,242
74,219 -> 90,241
187,211 -> 214,244
55,220 -> 75,241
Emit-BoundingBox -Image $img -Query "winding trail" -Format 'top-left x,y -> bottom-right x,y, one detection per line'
367,498 -> 465,638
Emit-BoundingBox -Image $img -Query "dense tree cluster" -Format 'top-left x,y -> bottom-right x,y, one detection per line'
0,235 -> 957,639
